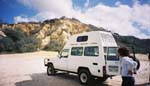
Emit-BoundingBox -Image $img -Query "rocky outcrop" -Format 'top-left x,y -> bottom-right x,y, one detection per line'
0,31 -> 6,39
0,17 -> 92,50
37,18 -> 91,49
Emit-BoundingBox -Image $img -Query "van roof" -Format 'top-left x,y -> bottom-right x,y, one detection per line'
67,31 -> 117,47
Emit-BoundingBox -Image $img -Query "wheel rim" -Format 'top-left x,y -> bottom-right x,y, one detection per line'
48,66 -> 52,74
80,73 -> 88,83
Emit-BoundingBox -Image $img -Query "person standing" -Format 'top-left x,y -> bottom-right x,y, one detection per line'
118,47 -> 137,86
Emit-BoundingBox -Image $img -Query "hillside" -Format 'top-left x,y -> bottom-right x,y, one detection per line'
113,33 -> 150,54
0,17 -> 149,54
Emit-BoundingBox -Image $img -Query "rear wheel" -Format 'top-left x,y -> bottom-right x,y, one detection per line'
47,64 -> 55,76
78,69 -> 93,85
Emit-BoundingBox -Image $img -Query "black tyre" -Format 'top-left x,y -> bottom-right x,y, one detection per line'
47,64 -> 55,76
78,69 -> 93,85
129,56 -> 140,70
135,59 -> 140,70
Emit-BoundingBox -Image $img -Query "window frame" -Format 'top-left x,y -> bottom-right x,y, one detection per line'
71,47 -> 83,56
107,47 -> 119,61
84,46 -> 99,57
77,35 -> 88,42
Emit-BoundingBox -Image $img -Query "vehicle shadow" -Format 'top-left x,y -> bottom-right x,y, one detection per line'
15,72 -> 110,86
135,83 -> 150,86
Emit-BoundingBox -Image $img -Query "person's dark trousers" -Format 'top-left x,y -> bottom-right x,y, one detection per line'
122,76 -> 135,86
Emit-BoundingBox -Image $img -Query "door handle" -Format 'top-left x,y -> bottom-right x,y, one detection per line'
93,63 -> 98,65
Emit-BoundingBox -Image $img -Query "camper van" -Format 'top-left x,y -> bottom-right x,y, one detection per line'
44,31 -> 120,84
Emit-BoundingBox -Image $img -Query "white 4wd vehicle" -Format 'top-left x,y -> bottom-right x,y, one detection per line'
44,31 -> 120,85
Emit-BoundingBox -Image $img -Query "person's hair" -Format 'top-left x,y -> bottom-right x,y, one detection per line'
118,47 -> 130,56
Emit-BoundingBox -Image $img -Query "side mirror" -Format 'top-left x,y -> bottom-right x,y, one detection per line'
57,49 -> 61,55
57,54 -> 60,57
57,51 -> 62,59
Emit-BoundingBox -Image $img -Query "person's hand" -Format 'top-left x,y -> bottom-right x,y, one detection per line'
128,70 -> 133,75
133,68 -> 137,74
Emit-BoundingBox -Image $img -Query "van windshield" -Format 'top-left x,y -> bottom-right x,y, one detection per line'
107,47 -> 119,61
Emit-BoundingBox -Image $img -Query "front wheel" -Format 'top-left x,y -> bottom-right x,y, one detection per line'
47,64 -> 55,76
78,69 -> 93,85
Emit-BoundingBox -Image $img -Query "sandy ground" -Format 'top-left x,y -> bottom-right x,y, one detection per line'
0,51 -> 149,86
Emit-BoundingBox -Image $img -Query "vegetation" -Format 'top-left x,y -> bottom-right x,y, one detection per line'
2,28 -> 25,41
0,28 -> 40,53
15,37 -> 40,53
113,33 -> 150,54
0,37 -> 14,52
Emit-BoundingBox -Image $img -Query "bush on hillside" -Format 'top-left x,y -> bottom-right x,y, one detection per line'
43,40 -> 64,52
15,37 -> 41,53
0,37 -> 15,52
2,28 -> 25,42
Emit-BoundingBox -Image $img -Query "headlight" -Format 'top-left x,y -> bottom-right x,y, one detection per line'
44,58 -> 50,65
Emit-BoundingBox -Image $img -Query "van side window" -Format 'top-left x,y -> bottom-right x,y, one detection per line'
107,47 -> 119,60
61,49 -> 69,58
84,46 -> 99,56
77,36 -> 88,42
71,47 -> 83,56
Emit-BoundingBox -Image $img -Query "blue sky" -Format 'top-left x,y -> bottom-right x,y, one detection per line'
0,0 -> 150,39
0,0 -> 36,23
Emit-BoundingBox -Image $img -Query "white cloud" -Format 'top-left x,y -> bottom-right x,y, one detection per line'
32,12 -> 60,21
132,3 -> 150,29
14,16 -> 29,23
16,0 -> 150,39
14,16 -> 38,23
74,4 -> 149,38
17,0 -> 74,17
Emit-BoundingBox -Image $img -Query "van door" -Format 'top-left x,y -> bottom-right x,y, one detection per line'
55,49 -> 69,71
105,47 -> 120,75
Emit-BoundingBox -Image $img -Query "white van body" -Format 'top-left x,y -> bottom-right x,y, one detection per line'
44,31 -> 120,83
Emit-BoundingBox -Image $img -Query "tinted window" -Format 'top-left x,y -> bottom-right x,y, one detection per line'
77,36 -> 88,42
84,46 -> 99,56
71,47 -> 83,56
107,47 -> 119,60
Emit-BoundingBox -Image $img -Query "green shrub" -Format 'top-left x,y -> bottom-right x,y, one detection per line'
3,28 -> 25,42
15,37 -> 40,53
43,40 -> 64,52
0,37 -> 15,52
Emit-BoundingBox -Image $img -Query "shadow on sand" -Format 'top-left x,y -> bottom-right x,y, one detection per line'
15,73 -> 110,86
135,83 -> 150,86
15,72 -> 149,86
